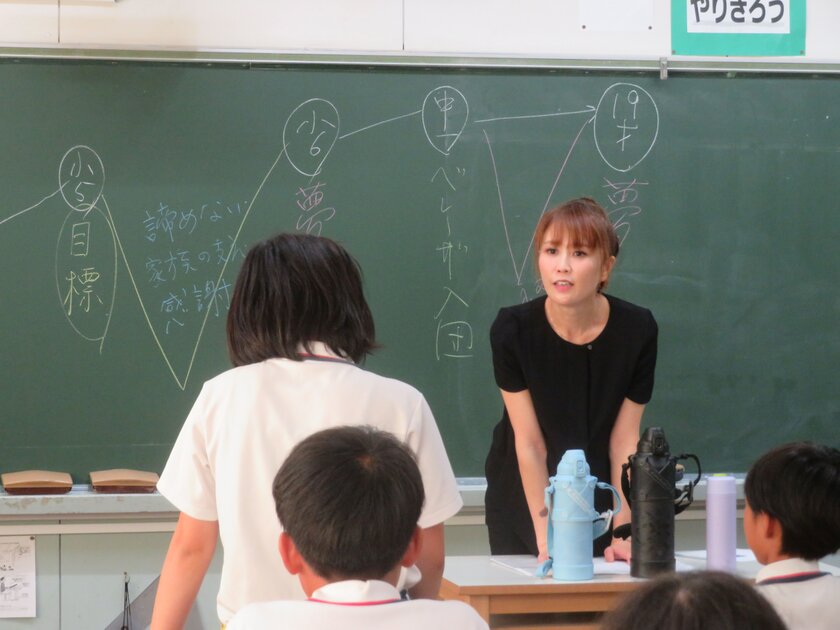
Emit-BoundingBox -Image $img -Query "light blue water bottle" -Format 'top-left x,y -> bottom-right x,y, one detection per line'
536,449 -> 621,581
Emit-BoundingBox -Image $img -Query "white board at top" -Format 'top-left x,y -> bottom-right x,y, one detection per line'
579,0 -> 654,32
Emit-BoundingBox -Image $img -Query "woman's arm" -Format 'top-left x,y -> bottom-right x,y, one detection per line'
604,397 -> 645,562
501,388 -> 550,560
151,512 -> 218,629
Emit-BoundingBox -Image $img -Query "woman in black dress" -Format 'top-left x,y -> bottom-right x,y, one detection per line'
485,197 -> 657,561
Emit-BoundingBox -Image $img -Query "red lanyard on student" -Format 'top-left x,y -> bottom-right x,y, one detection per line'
757,571 -> 829,585
306,598 -> 402,606
298,352 -> 354,364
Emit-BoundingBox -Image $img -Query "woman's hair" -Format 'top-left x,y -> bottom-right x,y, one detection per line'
226,233 -> 376,366
600,571 -> 787,630
532,197 -> 619,289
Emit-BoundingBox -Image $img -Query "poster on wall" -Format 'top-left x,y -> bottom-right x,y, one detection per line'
671,0 -> 805,56
578,0 -> 654,32
0,536 -> 36,618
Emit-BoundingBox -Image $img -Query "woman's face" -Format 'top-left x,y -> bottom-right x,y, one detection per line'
538,229 -> 614,306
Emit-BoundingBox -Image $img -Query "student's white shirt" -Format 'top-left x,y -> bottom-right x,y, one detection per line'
157,343 -> 463,624
226,580 -> 489,630
755,557 -> 840,630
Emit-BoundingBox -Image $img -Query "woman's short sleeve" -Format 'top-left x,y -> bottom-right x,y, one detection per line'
490,307 -> 527,393
625,310 -> 658,405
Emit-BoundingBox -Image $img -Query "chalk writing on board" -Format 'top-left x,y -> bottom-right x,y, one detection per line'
55,206 -> 117,351
594,83 -> 659,173
474,105 -> 597,124
339,110 -> 421,140
0,188 -> 64,228
3,102 -> 338,388
480,111 -> 593,288
434,287 -> 474,360
295,182 -> 336,236
138,197 -> 245,375
428,137 -> 472,359
603,177 -> 647,245
431,166 -> 470,283
337,85 -> 468,155
422,86 -> 469,156
283,99 -> 340,177
58,145 -> 105,212
477,83 -> 658,294
50,147 -> 117,353
59,145 -> 261,388
1,83 -> 658,387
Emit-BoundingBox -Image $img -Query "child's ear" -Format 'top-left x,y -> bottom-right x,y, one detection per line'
399,527 -> 423,568
764,513 -> 782,542
279,532 -> 304,575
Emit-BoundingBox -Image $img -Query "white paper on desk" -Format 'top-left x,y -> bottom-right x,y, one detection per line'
675,548 -> 756,562
490,555 -> 541,576
0,536 -> 36,618
491,555 -> 632,577
492,554 -> 694,577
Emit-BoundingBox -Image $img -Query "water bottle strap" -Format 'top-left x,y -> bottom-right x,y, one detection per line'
564,486 -> 598,519
621,460 -> 632,508
674,453 -> 702,515
639,457 -> 675,493
593,482 -> 622,538
535,558 -> 553,578
544,481 -> 555,557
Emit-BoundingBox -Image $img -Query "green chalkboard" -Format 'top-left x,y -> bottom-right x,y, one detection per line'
0,58 -> 837,480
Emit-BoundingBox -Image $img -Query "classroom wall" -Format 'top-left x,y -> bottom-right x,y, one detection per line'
1,3 -> 838,628
1,1 -> 840,62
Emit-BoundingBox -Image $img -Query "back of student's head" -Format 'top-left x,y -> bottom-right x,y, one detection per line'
600,570 -> 786,630
744,441 -> 840,560
272,425 -> 424,580
226,232 -> 376,366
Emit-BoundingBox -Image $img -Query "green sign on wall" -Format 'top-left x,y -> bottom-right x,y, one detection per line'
672,0 -> 805,56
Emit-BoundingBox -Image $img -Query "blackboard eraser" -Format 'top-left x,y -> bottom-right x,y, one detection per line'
1,470 -> 73,495
90,469 -> 159,493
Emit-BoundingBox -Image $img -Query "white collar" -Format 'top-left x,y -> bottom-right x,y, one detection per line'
756,557 -> 822,583
309,580 -> 401,605
296,342 -> 350,362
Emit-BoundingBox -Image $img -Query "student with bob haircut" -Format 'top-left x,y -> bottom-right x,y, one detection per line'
485,197 -> 657,561
744,441 -> 840,630
151,233 -> 463,628
227,425 -> 488,629
599,570 -> 787,630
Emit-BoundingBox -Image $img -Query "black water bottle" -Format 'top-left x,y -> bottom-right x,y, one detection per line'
620,427 -> 701,578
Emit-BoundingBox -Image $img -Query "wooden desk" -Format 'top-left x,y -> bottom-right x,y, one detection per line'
440,556 -> 642,630
441,554 -> 840,629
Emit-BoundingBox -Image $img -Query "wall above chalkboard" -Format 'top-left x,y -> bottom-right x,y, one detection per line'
0,58 -> 837,479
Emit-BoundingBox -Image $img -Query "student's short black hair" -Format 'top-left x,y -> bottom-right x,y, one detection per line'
226,233 -> 376,366
744,441 -> 840,560
600,571 -> 786,630
272,425 -> 425,580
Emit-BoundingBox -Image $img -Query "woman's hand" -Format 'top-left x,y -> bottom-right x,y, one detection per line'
604,537 -> 631,562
